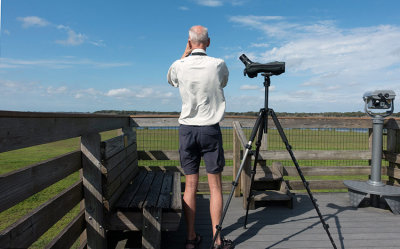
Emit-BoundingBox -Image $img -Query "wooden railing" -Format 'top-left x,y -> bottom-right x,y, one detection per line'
0,111 -> 135,249
133,115 -> 400,193
233,119 -> 400,198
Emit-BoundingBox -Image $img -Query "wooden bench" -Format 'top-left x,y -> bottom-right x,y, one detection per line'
100,128 -> 182,249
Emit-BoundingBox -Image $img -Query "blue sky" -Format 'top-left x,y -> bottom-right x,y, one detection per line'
1,0 -> 400,113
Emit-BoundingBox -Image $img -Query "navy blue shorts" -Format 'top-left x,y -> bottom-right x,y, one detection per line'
179,124 -> 225,175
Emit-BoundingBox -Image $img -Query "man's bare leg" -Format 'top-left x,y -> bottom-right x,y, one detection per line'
208,172 -> 223,245
183,173 -> 199,244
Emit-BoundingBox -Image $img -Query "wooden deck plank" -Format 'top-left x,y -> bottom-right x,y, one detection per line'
159,193 -> 400,249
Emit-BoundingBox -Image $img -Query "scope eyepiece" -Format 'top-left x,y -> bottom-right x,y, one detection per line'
239,54 -> 253,66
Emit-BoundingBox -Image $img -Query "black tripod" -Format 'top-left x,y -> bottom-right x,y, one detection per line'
210,74 -> 337,249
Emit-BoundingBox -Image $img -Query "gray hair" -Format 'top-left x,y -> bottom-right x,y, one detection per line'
189,26 -> 209,44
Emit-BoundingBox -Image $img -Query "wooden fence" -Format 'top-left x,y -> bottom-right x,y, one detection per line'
0,111 -> 136,249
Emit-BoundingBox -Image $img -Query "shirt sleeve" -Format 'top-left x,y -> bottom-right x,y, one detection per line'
167,61 -> 179,88
219,61 -> 229,88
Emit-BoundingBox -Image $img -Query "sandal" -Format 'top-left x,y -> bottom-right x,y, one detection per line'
185,233 -> 202,249
213,236 -> 235,249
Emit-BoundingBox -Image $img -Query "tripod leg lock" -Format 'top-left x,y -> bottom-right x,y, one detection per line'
232,181 -> 238,187
216,225 -> 222,231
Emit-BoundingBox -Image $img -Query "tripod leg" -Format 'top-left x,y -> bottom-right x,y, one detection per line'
269,109 -> 337,249
244,116 -> 265,228
209,109 -> 266,249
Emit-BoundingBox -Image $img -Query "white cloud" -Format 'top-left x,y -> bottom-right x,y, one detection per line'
47,86 -> 67,94
89,40 -> 106,47
229,15 -> 400,112
75,88 -> 103,99
17,16 -> 102,47
250,43 -> 269,48
105,87 -> 174,99
0,57 -> 131,69
136,88 -> 154,98
179,6 -> 189,11
56,25 -> 87,46
0,79 -> 18,89
195,0 -> 223,7
0,79 -> 42,95
106,88 -> 132,97
17,16 -> 50,28
240,84 -> 260,90
194,0 -> 248,7
325,85 -> 341,91
231,0 -> 247,6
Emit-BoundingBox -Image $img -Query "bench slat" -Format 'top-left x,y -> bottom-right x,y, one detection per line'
104,151 -> 138,185
157,173 -> 173,209
129,172 -> 155,209
171,172 -> 182,211
115,169 -> 147,209
106,164 -> 139,210
103,158 -> 137,199
143,172 -> 164,208
100,130 -> 136,160
101,142 -> 137,173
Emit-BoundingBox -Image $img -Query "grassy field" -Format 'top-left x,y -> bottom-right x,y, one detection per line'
0,126 -> 383,248
137,127 -> 381,167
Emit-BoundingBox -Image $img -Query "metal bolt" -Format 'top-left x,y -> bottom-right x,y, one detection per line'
89,216 -> 92,220
99,225 -> 103,230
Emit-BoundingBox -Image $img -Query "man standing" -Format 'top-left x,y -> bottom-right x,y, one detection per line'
167,25 -> 234,249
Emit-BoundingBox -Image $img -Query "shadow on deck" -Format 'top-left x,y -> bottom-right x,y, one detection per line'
111,193 -> 400,249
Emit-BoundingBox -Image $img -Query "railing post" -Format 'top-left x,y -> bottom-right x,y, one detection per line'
387,128 -> 400,185
79,170 -> 87,247
368,128 -> 373,169
81,132 -> 107,249
233,123 -> 241,197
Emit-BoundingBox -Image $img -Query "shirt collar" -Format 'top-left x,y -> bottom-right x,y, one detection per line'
191,48 -> 207,55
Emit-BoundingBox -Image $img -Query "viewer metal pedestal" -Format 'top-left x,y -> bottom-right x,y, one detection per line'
344,180 -> 400,214
344,106 -> 400,214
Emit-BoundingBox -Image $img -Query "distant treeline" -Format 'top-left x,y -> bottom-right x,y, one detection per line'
95,110 -> 400,117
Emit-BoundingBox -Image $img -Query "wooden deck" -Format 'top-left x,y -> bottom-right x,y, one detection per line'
112,193 -> 400,249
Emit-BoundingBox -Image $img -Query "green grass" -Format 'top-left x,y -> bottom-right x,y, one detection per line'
0,127 -> 384,247
136,127 -> 381,167
136,127 -> 376,151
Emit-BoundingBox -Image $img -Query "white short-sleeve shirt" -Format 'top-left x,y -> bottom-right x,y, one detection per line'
167,49 -> 229,126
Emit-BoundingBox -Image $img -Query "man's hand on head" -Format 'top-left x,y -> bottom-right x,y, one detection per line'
181,41 -> 193,59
